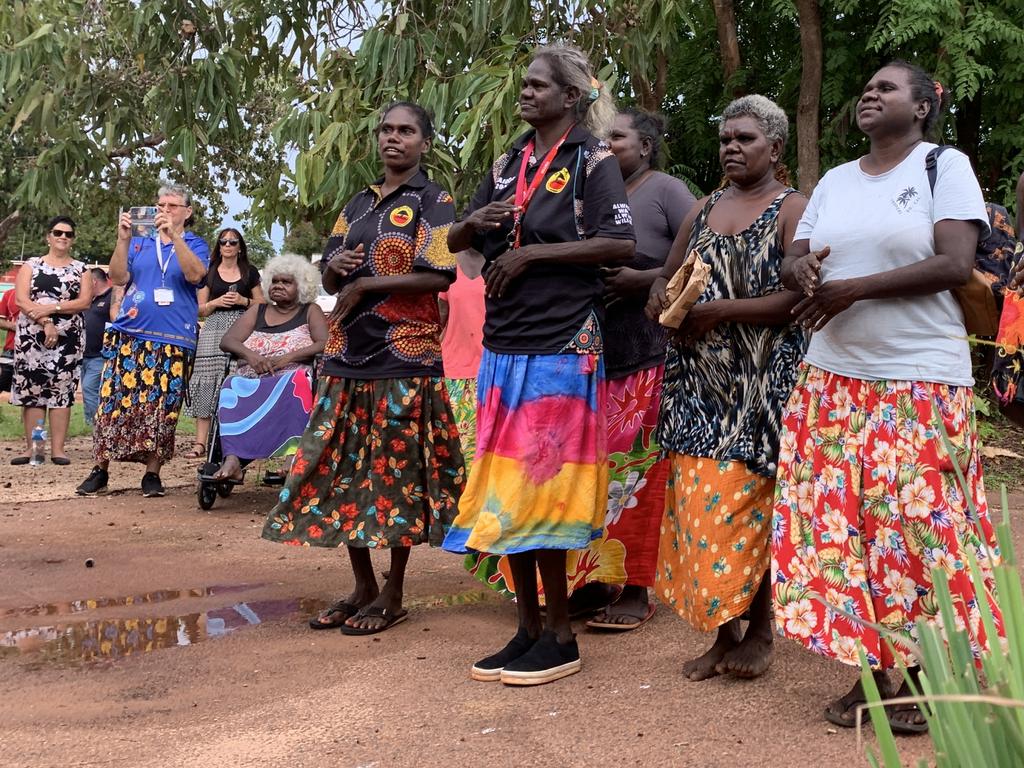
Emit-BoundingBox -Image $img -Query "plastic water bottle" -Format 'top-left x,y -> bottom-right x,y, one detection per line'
30,420 -> 46,466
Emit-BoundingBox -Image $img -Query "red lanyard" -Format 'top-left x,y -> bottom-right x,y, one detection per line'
510,124 -> 574,249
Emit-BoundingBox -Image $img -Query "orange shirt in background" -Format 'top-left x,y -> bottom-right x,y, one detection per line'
440,264 -> 485,380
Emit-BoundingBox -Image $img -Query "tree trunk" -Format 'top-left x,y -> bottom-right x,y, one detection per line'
711,0 -> 742,94
795,0 -> 823,193
0,209 -> 22,252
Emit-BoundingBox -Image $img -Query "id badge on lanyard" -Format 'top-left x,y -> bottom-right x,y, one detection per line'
154,238 -> 175,305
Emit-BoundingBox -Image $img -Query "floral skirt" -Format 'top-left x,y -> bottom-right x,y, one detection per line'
655,454 -> 773,631
464,364 -> 665,595
992,292 -> 1023,407
442,351 -> 607,556
93,331 -> 191,464
772,364 -> 1003,669
445,377 -> 478,470
262,376 -> 465,549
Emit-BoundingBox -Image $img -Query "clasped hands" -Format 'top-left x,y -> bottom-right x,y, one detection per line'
789,246 -> 858,332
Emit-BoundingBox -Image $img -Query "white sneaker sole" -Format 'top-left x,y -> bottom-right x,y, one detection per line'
500,659 -> 581,686
470,665 -> 503,682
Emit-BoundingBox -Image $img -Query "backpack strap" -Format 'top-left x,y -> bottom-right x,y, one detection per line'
925,144 -> 955,194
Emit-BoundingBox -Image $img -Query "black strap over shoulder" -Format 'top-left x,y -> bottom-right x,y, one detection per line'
925,144 -> 955,194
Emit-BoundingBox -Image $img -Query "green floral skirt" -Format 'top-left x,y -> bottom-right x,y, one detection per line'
262,376 -> 465,549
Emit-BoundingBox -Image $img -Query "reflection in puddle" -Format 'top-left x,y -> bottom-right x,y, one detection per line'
0,589 -> 500,665
0,598 -> 327,664
2,583 -> 267,620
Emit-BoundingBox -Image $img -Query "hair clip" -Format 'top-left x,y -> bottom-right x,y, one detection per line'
933,81 -> 944,101
589,77 -> 602,103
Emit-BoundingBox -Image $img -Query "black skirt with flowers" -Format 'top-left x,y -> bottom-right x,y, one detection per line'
262,376 -> 465,549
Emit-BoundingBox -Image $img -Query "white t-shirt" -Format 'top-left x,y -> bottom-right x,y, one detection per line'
796,142 -> 989,386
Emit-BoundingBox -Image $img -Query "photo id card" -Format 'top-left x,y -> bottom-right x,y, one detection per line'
154,288 -> 175,305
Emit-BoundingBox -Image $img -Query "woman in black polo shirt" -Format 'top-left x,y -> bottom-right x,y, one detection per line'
262,102 -> 465,635
442,44 -> 636,685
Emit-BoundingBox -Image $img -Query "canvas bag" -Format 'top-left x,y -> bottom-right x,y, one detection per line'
926,146 -> 1001,336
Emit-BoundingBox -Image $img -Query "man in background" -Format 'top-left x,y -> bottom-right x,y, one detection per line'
81,267 -> 118,426
0,287 -> 17,394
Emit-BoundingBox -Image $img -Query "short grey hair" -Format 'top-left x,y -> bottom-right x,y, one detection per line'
262,253 -> 321,304
720,95 -> 789,148
157,182 -> 193,206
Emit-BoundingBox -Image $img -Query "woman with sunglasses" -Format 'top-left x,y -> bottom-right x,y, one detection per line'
185,228 -> 264,458
76,183 -> 209,498
10,216 -> 93,465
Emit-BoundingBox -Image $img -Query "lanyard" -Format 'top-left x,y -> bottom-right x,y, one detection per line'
154,236 -> 174,285
509,124 -> 574,249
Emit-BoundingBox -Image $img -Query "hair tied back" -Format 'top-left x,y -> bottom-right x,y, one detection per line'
589,77 -> 602,103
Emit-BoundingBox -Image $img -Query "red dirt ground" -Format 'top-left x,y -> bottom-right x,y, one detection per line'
0,436 -> 1017,767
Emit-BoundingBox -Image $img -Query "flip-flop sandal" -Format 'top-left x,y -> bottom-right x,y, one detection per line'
339,606 -> 409,636
198,461 -> 245,484
823,693 -> 867,729
308,600 -> 360,630
585,601 -> 656,631
185,442 -> 206,459
886,702 -> 929,735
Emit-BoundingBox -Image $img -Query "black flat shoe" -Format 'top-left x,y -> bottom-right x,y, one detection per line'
10,456 -> 30,466
51,456 -> 71,466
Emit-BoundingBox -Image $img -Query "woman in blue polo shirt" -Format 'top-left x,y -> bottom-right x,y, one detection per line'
442,44 -> 635,685
262,102 -> 464,636
76,183 -> 210,498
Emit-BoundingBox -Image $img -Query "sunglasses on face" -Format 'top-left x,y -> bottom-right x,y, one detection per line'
50,229 -> 76,238
219,238 -> 240,246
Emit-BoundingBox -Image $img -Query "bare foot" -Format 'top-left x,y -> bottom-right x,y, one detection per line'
716,625 -> 773,678
212,455 -> 244,482
589,585 -> 651,627
682,621 -> 741,681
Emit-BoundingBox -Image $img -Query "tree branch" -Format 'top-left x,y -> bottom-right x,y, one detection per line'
0,209 -> 23,252
107,133 -> 166,159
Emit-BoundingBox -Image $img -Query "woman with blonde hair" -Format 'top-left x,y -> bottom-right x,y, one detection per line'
442,43 -> 635,685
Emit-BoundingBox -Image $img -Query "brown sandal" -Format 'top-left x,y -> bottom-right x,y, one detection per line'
185,441 -> 206,459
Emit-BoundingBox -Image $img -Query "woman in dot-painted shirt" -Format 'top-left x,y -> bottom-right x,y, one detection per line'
262,102 -> 465,636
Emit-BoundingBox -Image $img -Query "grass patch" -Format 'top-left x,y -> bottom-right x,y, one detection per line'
0,401 -> 195,441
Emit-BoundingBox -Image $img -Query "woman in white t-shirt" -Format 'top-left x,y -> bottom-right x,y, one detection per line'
771,61 -> 1004,734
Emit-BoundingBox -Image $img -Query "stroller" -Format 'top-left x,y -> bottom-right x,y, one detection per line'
195,360 -> 317,510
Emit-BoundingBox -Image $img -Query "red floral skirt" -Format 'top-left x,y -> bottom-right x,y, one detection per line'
772,365 -> 1003,669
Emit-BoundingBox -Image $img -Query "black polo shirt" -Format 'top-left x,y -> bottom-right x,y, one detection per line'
466,125 -> 634,355
83,288 -> 113,358
320,169 -> 456,379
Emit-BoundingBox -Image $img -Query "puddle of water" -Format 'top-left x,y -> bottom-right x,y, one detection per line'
2,583 -> 267,620
0,597 -> 327,665
0,588 -> 502,665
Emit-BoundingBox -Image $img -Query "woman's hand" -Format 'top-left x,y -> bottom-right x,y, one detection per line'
42,321 -> 59,349
465,201 -> 518,233
601,266 -> 652,308
155,210 -> 173,236
330,280 -> 364,325
220,291 -> 247,308
329,244 -> 365,277
1009,249 -> 1024,294
645,276 -> 670,321
485,246 -> 533,298
791,245 -> 831,296
791,278 -> 860,332
673,301 -> 724,345
117,212 -> 132,243
244,351 -> 277,376
25,303 -> 55,323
